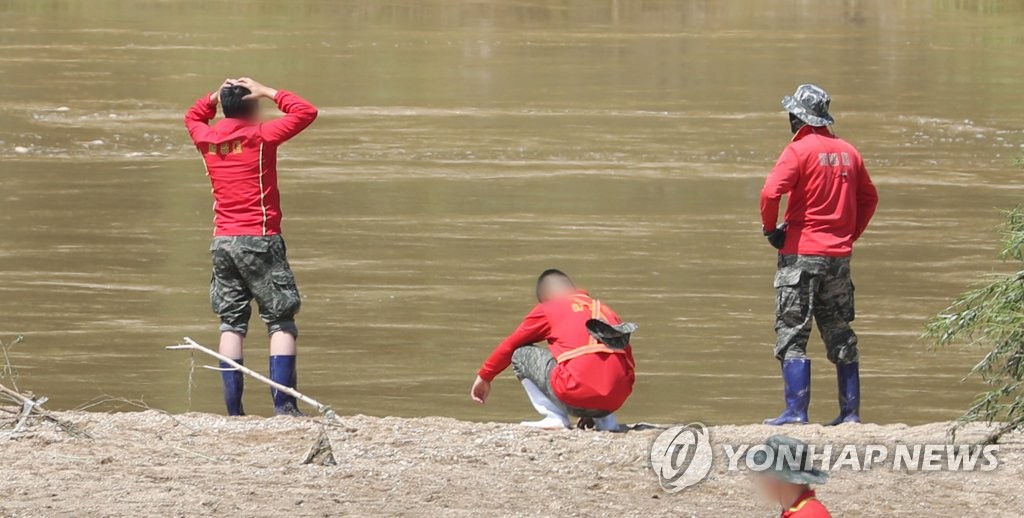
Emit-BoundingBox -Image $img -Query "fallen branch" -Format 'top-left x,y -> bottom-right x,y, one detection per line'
0,382 -> 90,439
166,337 -> 335,419
167,337 -> 343,466
12,399 -> 37,434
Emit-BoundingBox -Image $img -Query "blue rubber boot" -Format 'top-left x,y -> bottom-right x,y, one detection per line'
269,355 -> 303,416
220,359 -> 245,416
827,362 -> 861,425
763,358 -> 810,425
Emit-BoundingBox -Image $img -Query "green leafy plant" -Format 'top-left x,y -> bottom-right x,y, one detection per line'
926,159 -> 1024,443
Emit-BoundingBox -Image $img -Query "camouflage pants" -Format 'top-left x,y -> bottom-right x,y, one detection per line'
210,235 -> 301,338
511,345 -> 610,419
774,254 -> 859,364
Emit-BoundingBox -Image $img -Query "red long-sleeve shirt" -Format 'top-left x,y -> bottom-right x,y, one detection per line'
478,290 -> 636,412
781,490 -> 831,518
761,126 -> 878,257
185,90 -> 318,236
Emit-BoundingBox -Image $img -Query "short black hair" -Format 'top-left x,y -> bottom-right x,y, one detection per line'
536,269 -> 572,301
220,85 -> 257,119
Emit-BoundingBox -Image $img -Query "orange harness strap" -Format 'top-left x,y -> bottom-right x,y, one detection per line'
556,343 -> 624,363
555,297 -> 626,363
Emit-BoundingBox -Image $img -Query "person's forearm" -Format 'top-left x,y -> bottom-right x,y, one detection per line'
853,179 -> 879,240
260,90 -> 319,143
274,90 -> 317,115
854,208 -> 876,240
184,95 -> 217,140
477,308 -> 549,382
478,350 -> 510,382
760,195 -> 781,230
478,331 -> 541,381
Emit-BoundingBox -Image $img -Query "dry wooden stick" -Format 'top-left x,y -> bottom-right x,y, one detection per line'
12,399 -> 37,434
0,384 -> 42,411
166,337 -> 335,419
0,382 -> 90,439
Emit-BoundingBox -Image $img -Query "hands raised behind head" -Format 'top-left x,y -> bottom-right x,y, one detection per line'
209,78 -> 236,105
235,77 -> 279,101
209,78 -> 278,104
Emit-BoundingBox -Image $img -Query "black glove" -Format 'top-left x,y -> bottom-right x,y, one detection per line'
764,223 -> 788,250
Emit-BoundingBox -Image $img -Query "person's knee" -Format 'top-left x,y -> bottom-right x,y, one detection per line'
218,305 -> 252,337
212,283 -> 252,337
219,321 -> 248,337
267,320 -> 298,339
825,329 -> 859,364
258,270 -> 302,330
511,346 -> 534,380
775,326 -> 810,361
781,346 -> 809,361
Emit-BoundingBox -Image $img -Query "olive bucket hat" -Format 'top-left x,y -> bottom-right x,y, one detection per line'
782,84 -> 834,127
585,319 -> 638,350
751,435 -> 829,485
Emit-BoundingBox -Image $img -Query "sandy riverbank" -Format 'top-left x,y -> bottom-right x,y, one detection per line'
0,410 -> 1020,517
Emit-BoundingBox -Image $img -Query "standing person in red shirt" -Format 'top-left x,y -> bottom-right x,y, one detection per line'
760,84 -> 878,426
752,435 -> 832,517
184,78 -> 318,416
470,270 -> 637,431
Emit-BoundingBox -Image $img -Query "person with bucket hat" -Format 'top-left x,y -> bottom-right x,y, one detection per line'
470,269 -> 637,431
760,84 -> 879,426
752,435 -> 832,517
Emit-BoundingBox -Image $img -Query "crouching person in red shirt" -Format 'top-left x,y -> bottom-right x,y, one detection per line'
184,78 -> 317,416
470,270 -> 636,431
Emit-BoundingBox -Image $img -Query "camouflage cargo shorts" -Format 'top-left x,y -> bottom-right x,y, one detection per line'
511,345 -> 610,419
210,235 -> 301,337
774,254 -> 859,364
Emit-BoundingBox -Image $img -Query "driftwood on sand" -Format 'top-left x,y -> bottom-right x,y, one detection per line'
166,337 -> 340,465
0,335 -> 91,440
166,337 -> 335,418
0,382 -> 91,440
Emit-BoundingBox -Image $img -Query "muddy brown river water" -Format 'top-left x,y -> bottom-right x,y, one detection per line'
1,1 -> 1023,425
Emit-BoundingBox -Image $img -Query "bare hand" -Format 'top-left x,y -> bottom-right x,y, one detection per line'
235,77 -> 279,101
470,376 -> 491,404
209,78 -> 236,105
